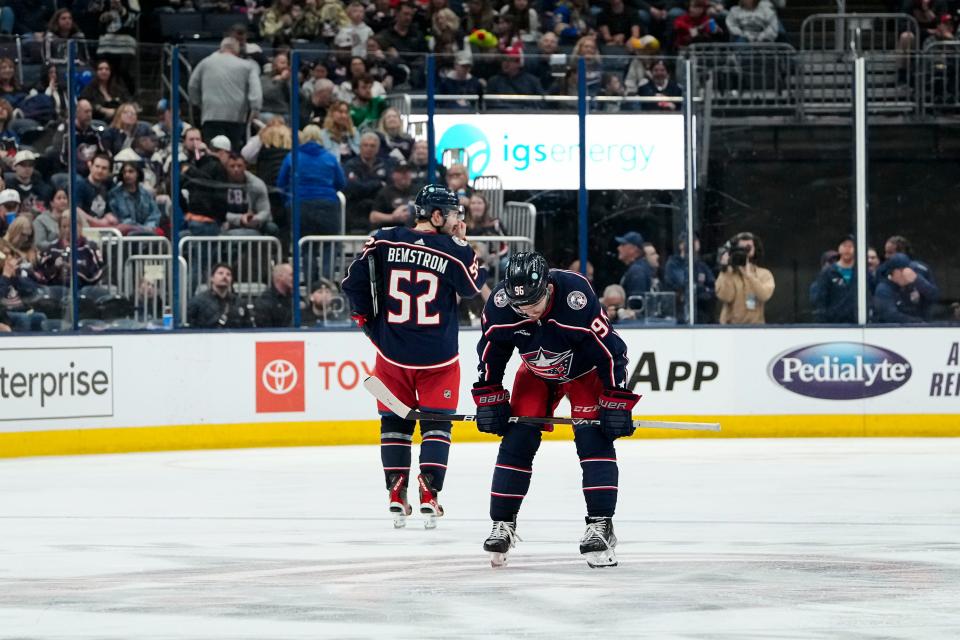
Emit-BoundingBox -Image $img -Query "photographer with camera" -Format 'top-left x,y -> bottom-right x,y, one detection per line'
715,231 -> 775,324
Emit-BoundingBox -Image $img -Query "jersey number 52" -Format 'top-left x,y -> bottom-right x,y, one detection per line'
387,270 -> 440,326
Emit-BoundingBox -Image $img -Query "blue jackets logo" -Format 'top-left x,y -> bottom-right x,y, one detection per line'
769,342 -> 911,400
435,124 -> 490,179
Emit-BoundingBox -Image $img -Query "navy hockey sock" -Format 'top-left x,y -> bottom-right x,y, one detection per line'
574,425 -> 619,518
418,422 -> 452,490
381,415 -> 416,487
490,423 -> 542,521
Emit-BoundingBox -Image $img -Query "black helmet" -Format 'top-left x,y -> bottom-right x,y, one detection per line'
414,184 -> 462,220
503,252 -> 549,307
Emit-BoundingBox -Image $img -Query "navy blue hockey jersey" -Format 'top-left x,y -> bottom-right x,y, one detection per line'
477,269 -> 630,388
342,226 -> 486,368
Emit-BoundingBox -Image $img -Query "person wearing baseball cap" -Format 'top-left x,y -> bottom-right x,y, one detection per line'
811,234 -> 858,324
615,231 -> 655,301
9,150 -> 53,211
209,135 -> 233,165
0,188 -> 21,233
369,161 -> 418,229
873,252 -> 939,323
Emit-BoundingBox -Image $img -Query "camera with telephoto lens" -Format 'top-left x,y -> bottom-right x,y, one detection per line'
722,240 -> 749,268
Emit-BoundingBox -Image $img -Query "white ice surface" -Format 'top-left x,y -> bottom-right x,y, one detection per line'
2,438 -> 959,639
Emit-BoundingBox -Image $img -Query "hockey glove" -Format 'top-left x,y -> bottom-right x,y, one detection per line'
472,384 -> 511,436
598,389 -> 641,439
351,313 -> 371,337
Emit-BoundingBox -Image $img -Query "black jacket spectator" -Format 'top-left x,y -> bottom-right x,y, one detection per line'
872,253 -> 940,323
182,155 -> 230,225
254,284 -> 292,328
187,289 -> 252,328
811,262 -> 858,324
77,175 -> 114,221
38,237 -> 103,288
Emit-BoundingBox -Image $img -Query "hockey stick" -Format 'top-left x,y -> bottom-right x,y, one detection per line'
368,254 -> 379,317
364,376 -> 721,432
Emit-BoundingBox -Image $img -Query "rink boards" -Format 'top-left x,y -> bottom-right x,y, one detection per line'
0,327 -> 958,457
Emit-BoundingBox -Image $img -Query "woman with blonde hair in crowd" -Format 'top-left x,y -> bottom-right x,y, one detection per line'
102,102 -> 151,155
242,117 -> 293,228
571,35 -> 602,95
375,107 -> 414,161
4,215 -> 39,267
320,100 -> 360,163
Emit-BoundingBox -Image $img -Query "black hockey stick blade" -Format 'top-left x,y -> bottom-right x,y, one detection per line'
363,376 -> 720,432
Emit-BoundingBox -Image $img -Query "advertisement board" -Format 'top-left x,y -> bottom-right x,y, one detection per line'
433,114 -> 685,190
0,328 -> 957,457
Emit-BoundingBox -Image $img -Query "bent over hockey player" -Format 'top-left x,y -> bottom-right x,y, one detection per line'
472,252 -> 638,567
343,184 -> 486,529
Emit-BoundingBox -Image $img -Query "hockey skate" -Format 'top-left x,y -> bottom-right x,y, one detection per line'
417,474 -> 444,529
483,518 -> 520,567
388,473 -> 413,528
580,516 -> 618,568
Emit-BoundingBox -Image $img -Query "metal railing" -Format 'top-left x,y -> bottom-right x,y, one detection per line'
179,236 -> 283,307
125,255 -> 188,327
98,234 -> 172,295
801,13 -> 918,53
502,202 -> 538,247
919,42 -> 960,114
688,43 -> 796,112
472,175 -> 504,219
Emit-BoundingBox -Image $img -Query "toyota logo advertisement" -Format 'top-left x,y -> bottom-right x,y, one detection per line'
255,342 -> 305,413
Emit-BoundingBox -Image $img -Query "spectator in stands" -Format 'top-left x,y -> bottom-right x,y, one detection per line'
321,100 -> 361,163
369,161 -> 417,228
77,153 -> 118,229
349,75 -> 388,130
432,8 -> 463,56
108,162 -> 161,235
0,58 -> 25,109
278,124 -> 346,238
715,231 -> 775,324
568,259 -> 595,285
571,36 -> 603,95
0,235 -> 45,331
260,51 -> 292,121
597,73 -> 628,112
38,214 -> 104,289
624,37 -> 656,94
0,99 -> 19,161
883,234 -> 936,287
254,263 -> 293,327
241,116 -> 291,195
182,144 -> 228,238
616,231 -> 656,300
642,241 -> 662,289
526,32 -> 562,92
500,0 -> 540,44
343,131 -> 389,232
302,277 -> 350,326
187,262 -> 252,328
598,0 -> 642,48
228,23 -> 267,69
10,0 -> 54,39
376,2 -> 427,61
375,107 -> 413,161
552,0 -> 595,44
188,37 -> 263,152
33,63 -> 69,123
811,234 -> 858,324
438,51 -> 483,109
33,187 -> 68,252
601,283 -> 638,324
102,102 -> 151,156
50,99 -> 103,181
637,1 -> 687,43
223,154 -> 276,237
43,8 -> 87,66
726,0 -> 779,43
873,252 -> 939,323
292,0 -> 323,41
343,1 -> 375,57
94,0 -> 139,93
663,231 -> 715,323
464,0 -> 496,33
80,59 -> 130,122
365,36 -> 407,90
465,192 -> 508,273
409,139 -> 430,188
867,246 -> 881,288
673,0 -> 724,49
444,163 -> 472,206
0,189 -> 19,234
261,0 -> 297,45
8,150 -> 52,214
301,79 -> 335,127
639,59 -> 682,110
808,248 -> 837,317
486,47 -> 545,106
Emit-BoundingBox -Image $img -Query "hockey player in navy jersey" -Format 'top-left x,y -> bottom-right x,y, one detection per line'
472,252 -> 639,567
342,184 -> 487,529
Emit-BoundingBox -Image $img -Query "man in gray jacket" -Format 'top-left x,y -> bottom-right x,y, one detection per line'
188,37 -> 263,152
223,154 -> 278,237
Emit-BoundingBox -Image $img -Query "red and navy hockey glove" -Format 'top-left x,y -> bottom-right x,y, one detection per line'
351,313 -> 371,337
598,389 -> 641,440
472,384 -> 511,436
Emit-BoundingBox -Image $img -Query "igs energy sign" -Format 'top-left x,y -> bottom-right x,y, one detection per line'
433,114 -> 685,190
769,342 -> 911,400
0,347 -> 113,420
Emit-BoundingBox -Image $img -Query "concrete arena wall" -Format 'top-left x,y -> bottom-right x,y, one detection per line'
0,327 -> 958,458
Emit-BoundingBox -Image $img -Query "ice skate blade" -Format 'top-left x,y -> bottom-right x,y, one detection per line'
583,550 -> 618,568
422,513 -> 437,529
392,513 -> 407,528
488,552 -> 509,568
